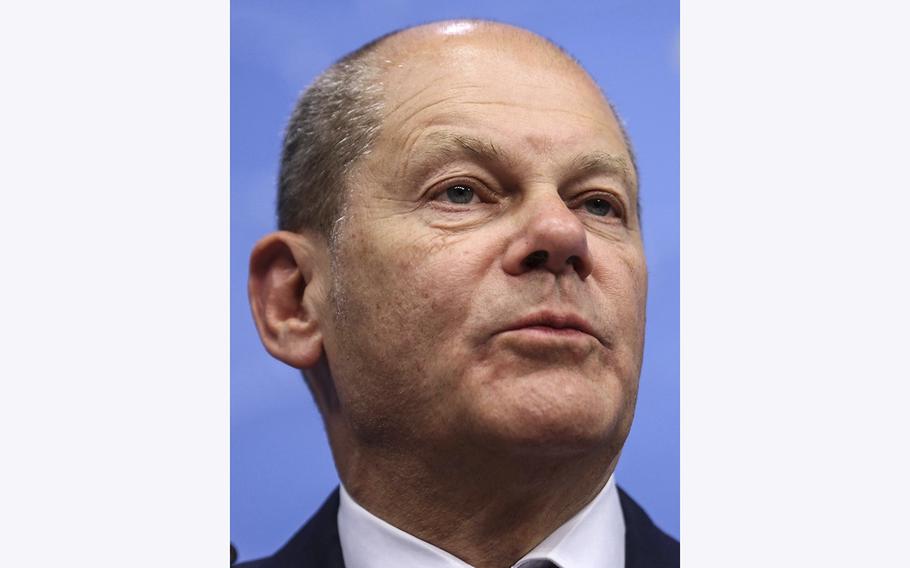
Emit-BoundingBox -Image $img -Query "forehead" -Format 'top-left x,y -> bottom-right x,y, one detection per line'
370,34 -> 633,181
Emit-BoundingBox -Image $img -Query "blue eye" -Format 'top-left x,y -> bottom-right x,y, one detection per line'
584,198 -> 614,217
445,185 -> 475,204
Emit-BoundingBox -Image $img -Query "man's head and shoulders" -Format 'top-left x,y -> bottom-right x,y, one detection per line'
241,19 -> 677,568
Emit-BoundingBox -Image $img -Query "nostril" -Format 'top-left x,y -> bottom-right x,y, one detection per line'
567,254 -> 592,279
523,250 -> 549,268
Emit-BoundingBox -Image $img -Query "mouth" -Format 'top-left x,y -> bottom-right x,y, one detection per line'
496,310 -> 606,348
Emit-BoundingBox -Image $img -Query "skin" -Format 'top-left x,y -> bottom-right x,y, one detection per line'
250,21 -> 647,568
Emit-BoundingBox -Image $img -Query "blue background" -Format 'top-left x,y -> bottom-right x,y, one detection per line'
231,0 -> 678,562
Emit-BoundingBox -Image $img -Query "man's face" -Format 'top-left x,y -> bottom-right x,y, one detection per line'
318,29 -> 647,459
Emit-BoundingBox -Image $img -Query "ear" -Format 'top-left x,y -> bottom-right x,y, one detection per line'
248,230 -> 329,370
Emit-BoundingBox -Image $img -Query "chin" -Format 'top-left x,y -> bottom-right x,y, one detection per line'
467,368 -> 634,458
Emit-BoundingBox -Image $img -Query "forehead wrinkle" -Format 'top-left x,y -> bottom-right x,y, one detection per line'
384,78 -> 481,122
383,79 -> 441,119
383,79 -> 483,128
384,78 -> 611,134
446,100 -> 615,126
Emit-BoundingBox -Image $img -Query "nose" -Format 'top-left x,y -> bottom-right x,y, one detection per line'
502,192 -> 593,280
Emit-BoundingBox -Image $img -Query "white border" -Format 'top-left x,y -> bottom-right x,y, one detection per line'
0,2 -> 229,566
683,1 -> 910,565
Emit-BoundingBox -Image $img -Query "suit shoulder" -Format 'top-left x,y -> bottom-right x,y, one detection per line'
233,489 -> 345,568
618,487 -> 679,568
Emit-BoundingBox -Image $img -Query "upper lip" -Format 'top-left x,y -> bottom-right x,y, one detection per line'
498,310 -> 605,346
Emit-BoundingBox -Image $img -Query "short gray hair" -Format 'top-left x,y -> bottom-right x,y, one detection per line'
277,35 -> 394,237
276,35 -> 397,413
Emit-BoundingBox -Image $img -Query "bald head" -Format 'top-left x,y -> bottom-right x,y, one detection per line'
277,20 -> 635,241
371,20 -> 581,67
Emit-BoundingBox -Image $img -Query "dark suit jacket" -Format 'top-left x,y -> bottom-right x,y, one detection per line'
236,487 -> 679,567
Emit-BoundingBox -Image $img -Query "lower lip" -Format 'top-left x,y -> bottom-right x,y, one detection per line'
500,326 -> 592,339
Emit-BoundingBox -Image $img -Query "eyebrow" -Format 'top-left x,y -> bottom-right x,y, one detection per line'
566,151 -> 636,193
403,132 -> 513,183
404,131 -> 638,198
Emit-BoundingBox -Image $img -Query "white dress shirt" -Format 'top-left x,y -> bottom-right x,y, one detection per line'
337,474 -> 625,568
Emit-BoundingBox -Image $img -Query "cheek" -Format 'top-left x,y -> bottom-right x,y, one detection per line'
326,226 -> 498,441
332,226 -> 487,372
590,242 -> 645,291
590,244 -> 648,353
367,228 -> 487,308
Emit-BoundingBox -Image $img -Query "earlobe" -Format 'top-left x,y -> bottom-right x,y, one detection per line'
248,231 -> 327,370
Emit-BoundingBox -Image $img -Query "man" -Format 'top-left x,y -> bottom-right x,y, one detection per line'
240,19 -> 678,568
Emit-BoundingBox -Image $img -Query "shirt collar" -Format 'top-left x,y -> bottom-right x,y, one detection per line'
337,475 -> 625,568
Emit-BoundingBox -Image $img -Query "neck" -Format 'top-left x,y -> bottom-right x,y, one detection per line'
334,435 -> 618,568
